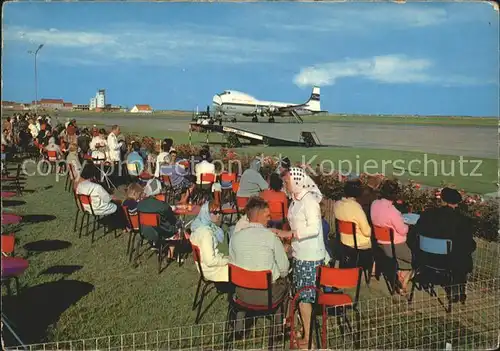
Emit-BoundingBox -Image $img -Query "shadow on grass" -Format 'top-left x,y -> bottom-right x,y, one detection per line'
2,279 -> 95,346
1,200 -> 27,207
39,265 -> 83,276
21,214 -> 57,224
23,240 -> 72,253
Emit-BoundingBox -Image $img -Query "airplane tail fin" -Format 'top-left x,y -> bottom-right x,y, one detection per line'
305,86 -> 321,111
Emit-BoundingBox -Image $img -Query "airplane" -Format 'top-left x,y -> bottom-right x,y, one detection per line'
211,86 -> 327,123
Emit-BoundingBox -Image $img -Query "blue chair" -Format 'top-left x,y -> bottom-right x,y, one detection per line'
409,235 -> 454,312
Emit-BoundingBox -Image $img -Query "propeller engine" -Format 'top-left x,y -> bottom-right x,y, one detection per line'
268,105 -> 277,114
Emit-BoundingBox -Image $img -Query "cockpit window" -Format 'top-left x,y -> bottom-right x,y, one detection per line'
220,91 -> 231,95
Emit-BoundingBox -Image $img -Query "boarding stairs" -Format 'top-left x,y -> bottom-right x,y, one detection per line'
290,110 -> 304,124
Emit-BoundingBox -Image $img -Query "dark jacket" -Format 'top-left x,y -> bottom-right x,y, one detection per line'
136,197 -> 177,241
410,206 -> 476,274
356,186 -> 379,223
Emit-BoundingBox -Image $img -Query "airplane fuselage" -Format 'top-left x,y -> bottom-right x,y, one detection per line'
212,87 -> 323,118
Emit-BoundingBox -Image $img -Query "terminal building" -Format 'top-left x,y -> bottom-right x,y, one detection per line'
89,89 -> 106,111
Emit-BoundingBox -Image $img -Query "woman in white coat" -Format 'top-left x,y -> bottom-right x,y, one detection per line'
189,201 -> 228,282
273,167 -> 329,349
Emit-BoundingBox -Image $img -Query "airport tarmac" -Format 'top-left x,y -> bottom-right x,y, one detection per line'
71,115 -> 496,159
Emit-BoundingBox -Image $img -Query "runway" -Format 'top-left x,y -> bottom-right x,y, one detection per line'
71,115 -> 496,159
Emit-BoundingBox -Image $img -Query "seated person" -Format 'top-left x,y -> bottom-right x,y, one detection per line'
357,175 -> 383,222
410,187 -> 476,303
237,158 -> 269,198
333,180 -> 372,268
76,164 -> 127,230
154,139 -> 174,178
123,182 -> 145,217
195,148 -> 215,188
229,197 -> 290,307
260,173 -> 288,228
136,179 -> 177,247
127,142 -> 145,178
66,143 -> 82,179
189,200 -> 229,283
371,180 -> 412,293
45,137 -> 62,158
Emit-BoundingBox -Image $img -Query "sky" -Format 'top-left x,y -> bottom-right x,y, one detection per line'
2,1 -> 499,117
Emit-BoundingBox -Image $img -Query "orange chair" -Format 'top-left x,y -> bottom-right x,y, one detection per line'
191,245 -> 227,324
235,196 -> 248,214
77,194 -> 110,243
312,266 -> 362,349
372,225 -> 399,295
227,264 -> 287,349
267,200 -> 287,223
46,150 -> 58,173
136,211 -> 165,274
335,220 -> 373,285
1,234 -> 15,256
122,205 -> 140,261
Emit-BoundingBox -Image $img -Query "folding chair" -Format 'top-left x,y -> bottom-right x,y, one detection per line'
267,200 -> 287,229
310,266 -> 362,349
198,173 -> 216,202
65,163 -> 77,193
220,172 -> 238,202
77,194 -> 107,243
160,175 -> 175,203
226,264 -> 288,350
46,150 -> 58,173
409,235 -> 454,312
1,164 -> 23,195
191,245 -> 227,324
122,205 -> 139,261
1,234 -> 28,296
135,211 -> 166,274
335,220 -> 373,285
372,225 -> 399,295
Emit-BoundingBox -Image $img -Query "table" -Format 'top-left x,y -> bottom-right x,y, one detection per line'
1,192 -> 17,198
1,213 -> 23,225
172,205 -> 201,217
1,257 -> 29,277
403,213 -> 420,225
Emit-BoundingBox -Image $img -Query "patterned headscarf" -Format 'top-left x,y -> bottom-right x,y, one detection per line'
190,202 -> 225,243
288,167 -> 323,203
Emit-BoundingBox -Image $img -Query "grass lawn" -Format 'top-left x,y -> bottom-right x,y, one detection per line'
2,163 -> 498,349
2,166 -> 394,346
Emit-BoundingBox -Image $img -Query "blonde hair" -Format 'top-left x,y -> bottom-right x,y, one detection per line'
68,143 -> 78,153
126,183 -> 144,200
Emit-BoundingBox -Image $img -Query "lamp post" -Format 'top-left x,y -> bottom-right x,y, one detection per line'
28,44 -> 44,113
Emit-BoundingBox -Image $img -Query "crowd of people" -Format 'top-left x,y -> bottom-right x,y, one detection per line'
1,113 -> 478,349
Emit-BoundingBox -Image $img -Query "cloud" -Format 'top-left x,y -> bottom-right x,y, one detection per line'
293,55 -> 490,87
259,4 -> 473,32
4,24 -> 294,66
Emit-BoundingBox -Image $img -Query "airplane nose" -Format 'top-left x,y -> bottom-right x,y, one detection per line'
212,94 -> 222,107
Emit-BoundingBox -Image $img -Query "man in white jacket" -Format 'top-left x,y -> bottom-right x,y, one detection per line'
107,125 -> 123,163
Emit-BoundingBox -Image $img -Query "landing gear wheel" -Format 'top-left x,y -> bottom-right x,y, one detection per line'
231,117 -> 237,123
252,116 -> 258,123
268,117 -> 275,123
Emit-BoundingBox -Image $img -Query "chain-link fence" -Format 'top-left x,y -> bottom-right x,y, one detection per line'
5,278 -> 499,350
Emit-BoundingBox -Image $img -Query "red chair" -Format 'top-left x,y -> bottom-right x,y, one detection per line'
1,234 -> 15,256
122,205 -> 140,261
227,264 -> 288,349
191,245 -> 227,324
46,150 -> 58,173
1,234 -> 28,296
235,196 -> 248,215
77,194 -> 109,243
267,200 -> 287,223
136,211 -> 165,274
372,225 -> 398,295
335,220 -> 373,285
312,266 -> 362,349
0,164 -> 23,195
65,163 -> 78,192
